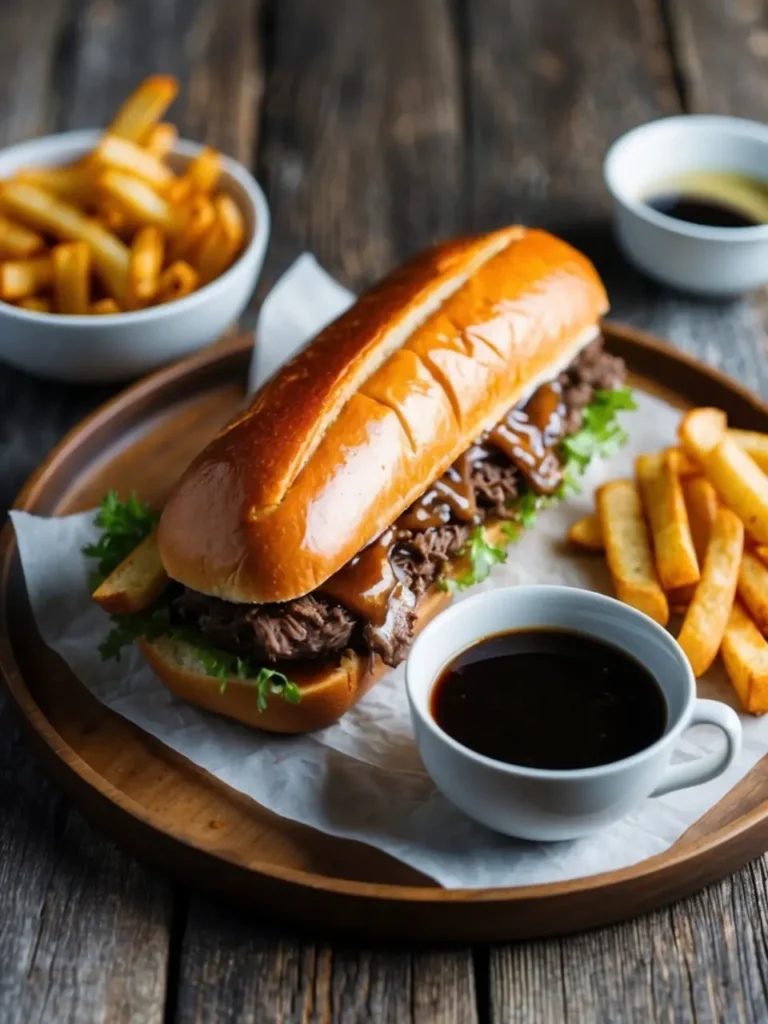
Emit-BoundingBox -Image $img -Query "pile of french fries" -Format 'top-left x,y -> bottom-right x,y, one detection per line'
567,409 -> 768,715
0,76 -> 245,315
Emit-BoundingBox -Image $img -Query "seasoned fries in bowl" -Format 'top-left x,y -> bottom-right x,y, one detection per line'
0,75 -> 258,317
0,77 -> 269,381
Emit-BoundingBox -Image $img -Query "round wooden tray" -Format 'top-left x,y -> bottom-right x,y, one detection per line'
2,323 -> 767,942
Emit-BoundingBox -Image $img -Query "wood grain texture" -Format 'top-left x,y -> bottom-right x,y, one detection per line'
177,899 -> 477,1023
464,0 -> 679,231
0,656 -> 172,1024
258,0 -> 463,292
651,0 -> 768,396
64,0 -> 262,161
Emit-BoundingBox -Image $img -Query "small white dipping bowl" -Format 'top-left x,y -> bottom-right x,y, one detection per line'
406,586 -> 741,841
0,130 -> 270,382
604,115 -> 768,297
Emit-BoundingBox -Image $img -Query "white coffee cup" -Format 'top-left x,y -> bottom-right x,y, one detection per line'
405,586 -> 742,841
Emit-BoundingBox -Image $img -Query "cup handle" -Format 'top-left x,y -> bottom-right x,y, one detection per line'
651,699 -> 742,798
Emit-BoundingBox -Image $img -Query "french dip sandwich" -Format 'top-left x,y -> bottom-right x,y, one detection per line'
89,226 -> 633,732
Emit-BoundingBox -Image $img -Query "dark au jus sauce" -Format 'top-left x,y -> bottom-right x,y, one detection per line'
647,195 -> 759,229
431,628 -> 667,771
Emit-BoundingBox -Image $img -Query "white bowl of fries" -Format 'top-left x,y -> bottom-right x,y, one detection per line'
0,75 -> 269,382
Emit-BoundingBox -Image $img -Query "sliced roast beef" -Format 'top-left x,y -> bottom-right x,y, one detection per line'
170,589 -> 357,663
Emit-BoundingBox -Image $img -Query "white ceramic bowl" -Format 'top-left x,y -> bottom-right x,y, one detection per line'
406,586 -> 741,841
604,115 -> 768,297
0,130 -> 270,382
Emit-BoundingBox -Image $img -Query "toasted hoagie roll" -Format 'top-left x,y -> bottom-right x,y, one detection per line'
93,227 -> 632,732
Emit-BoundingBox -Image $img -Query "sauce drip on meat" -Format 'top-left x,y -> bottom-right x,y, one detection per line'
397,452 -> 478,530
398,380 -> 566,532
321,380 -> 567,636
484,380 -> 566,493
321,528 -> 403,625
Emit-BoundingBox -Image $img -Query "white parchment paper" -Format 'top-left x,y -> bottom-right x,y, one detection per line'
10,256 -> 768,889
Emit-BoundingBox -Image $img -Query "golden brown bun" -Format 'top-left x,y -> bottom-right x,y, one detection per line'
140,521 -> 512,734
138,587 -> 450,734
159,228 -> 608,603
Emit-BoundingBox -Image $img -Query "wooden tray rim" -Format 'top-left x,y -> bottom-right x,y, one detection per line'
2,322 -> 768,909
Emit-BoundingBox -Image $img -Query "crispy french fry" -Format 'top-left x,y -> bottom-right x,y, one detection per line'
93,134 -> 174,190
214,193 -> 245,247
126,225 -> 164,308
679,407 -> 727,455
728,428 -> 768,474
682,476 -> 719,565
0,256 -> 53,300
597,479 -> 669,625
96,197 -> 133,236
143,121 -> 178,158
98,169 -> 181,232
671,477 -> 720,608
167,193 -> 215,262
567,514 -> 604,551
737,550 -> 768,633
194,212 -> 243,285
756,545 -> 768,567
167,146 -> 221,203
18,295 -> 51,312
665,446 -> 699,478
108,75 -> 179,142
0,181 -> 129,300
721,600 -> 768,714
89,297 -> 120,314
154,260 -> 198,304
14,163 -> 94,205
52,241 -> 91,314
677,506 -> 743,676
92,531 -> 168,613
635,450 -> 700,590
680,407 -> 768,544
0,214 -> 45,257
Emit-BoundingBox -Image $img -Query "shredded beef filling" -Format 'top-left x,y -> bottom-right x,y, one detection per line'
171,337 -> 626,669
170,590 -> 358,663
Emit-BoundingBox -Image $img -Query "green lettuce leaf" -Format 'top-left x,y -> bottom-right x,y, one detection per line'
83,493 -> 300,710
442,525 -> 508,592
82,490 -> 160,587
559,386 -> 637,496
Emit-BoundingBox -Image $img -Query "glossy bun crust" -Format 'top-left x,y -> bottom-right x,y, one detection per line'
158,227 -> 608,603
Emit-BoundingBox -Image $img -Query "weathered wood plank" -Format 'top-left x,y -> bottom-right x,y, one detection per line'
65,0 -> 262,161
490,866 -> 768,1024
652,0 -> 768,396
258,0 -> 464,292
668,0 -> 768,118
465,0 -> 679,231
176,898 -> 478,1024
0,689 -> 172,1023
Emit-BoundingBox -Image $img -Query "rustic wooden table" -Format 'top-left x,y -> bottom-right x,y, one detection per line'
1,1 -> 768,1021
